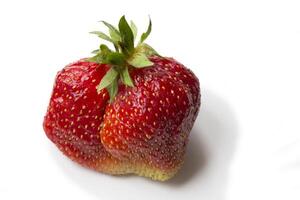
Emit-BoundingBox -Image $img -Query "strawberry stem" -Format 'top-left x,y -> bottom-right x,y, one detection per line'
87,15 -> 159,102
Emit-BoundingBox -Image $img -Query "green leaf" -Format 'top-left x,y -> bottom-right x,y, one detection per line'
127,52 -> 153,68
96,67 -> 118,93
101,21 -> 121,42
120,67 -> 134,87
105,52 -> 126,66
109,29 -> 121,43
89,16 -> 157,103
140,18 -> 152,43
100,44 -> 112,53
86,55 -> 102,63
130,20 -> 138,40
118,16 -> 134,54
107,78 -> 118,102
137,43 -> 160,56
90,31 -> 113,43
101,21 -> 120,35
98,44 -> 112,59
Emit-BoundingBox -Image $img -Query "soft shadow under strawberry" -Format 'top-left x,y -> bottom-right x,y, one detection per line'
165,89 -> 239,197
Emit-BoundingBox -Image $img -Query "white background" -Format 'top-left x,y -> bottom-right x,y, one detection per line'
0,0 -> 299,199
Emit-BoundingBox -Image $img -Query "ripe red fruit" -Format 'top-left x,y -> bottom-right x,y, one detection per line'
43,60 -> 126,173
100,56 -> 200,180
43,16 -> 201,181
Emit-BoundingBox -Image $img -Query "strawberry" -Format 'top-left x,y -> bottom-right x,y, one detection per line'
44,16 -> 200,181
100,56 -> 200,180
43,60 -> 128,173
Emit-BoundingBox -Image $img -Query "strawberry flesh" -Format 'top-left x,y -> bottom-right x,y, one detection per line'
43,60 -> 123,171
100,56 -> 201,178
44,57 -> 201,180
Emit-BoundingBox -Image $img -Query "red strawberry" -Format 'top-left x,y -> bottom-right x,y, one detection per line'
43,60 -> 127,173
43,16 -> 200,181
100,56 -> 200,180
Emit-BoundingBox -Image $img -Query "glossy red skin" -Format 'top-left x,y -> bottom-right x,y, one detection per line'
100,56 -> 201,171
44,56 -> 201,175
43,60 -> 118,169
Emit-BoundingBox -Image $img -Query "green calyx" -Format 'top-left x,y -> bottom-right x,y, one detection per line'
87,16 -> 159,102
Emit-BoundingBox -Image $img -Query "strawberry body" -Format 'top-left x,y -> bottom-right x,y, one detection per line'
44,16 -> 201,181
100,56 -> 200,179
43,60 -> 126,173
44,57 -> 200,180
